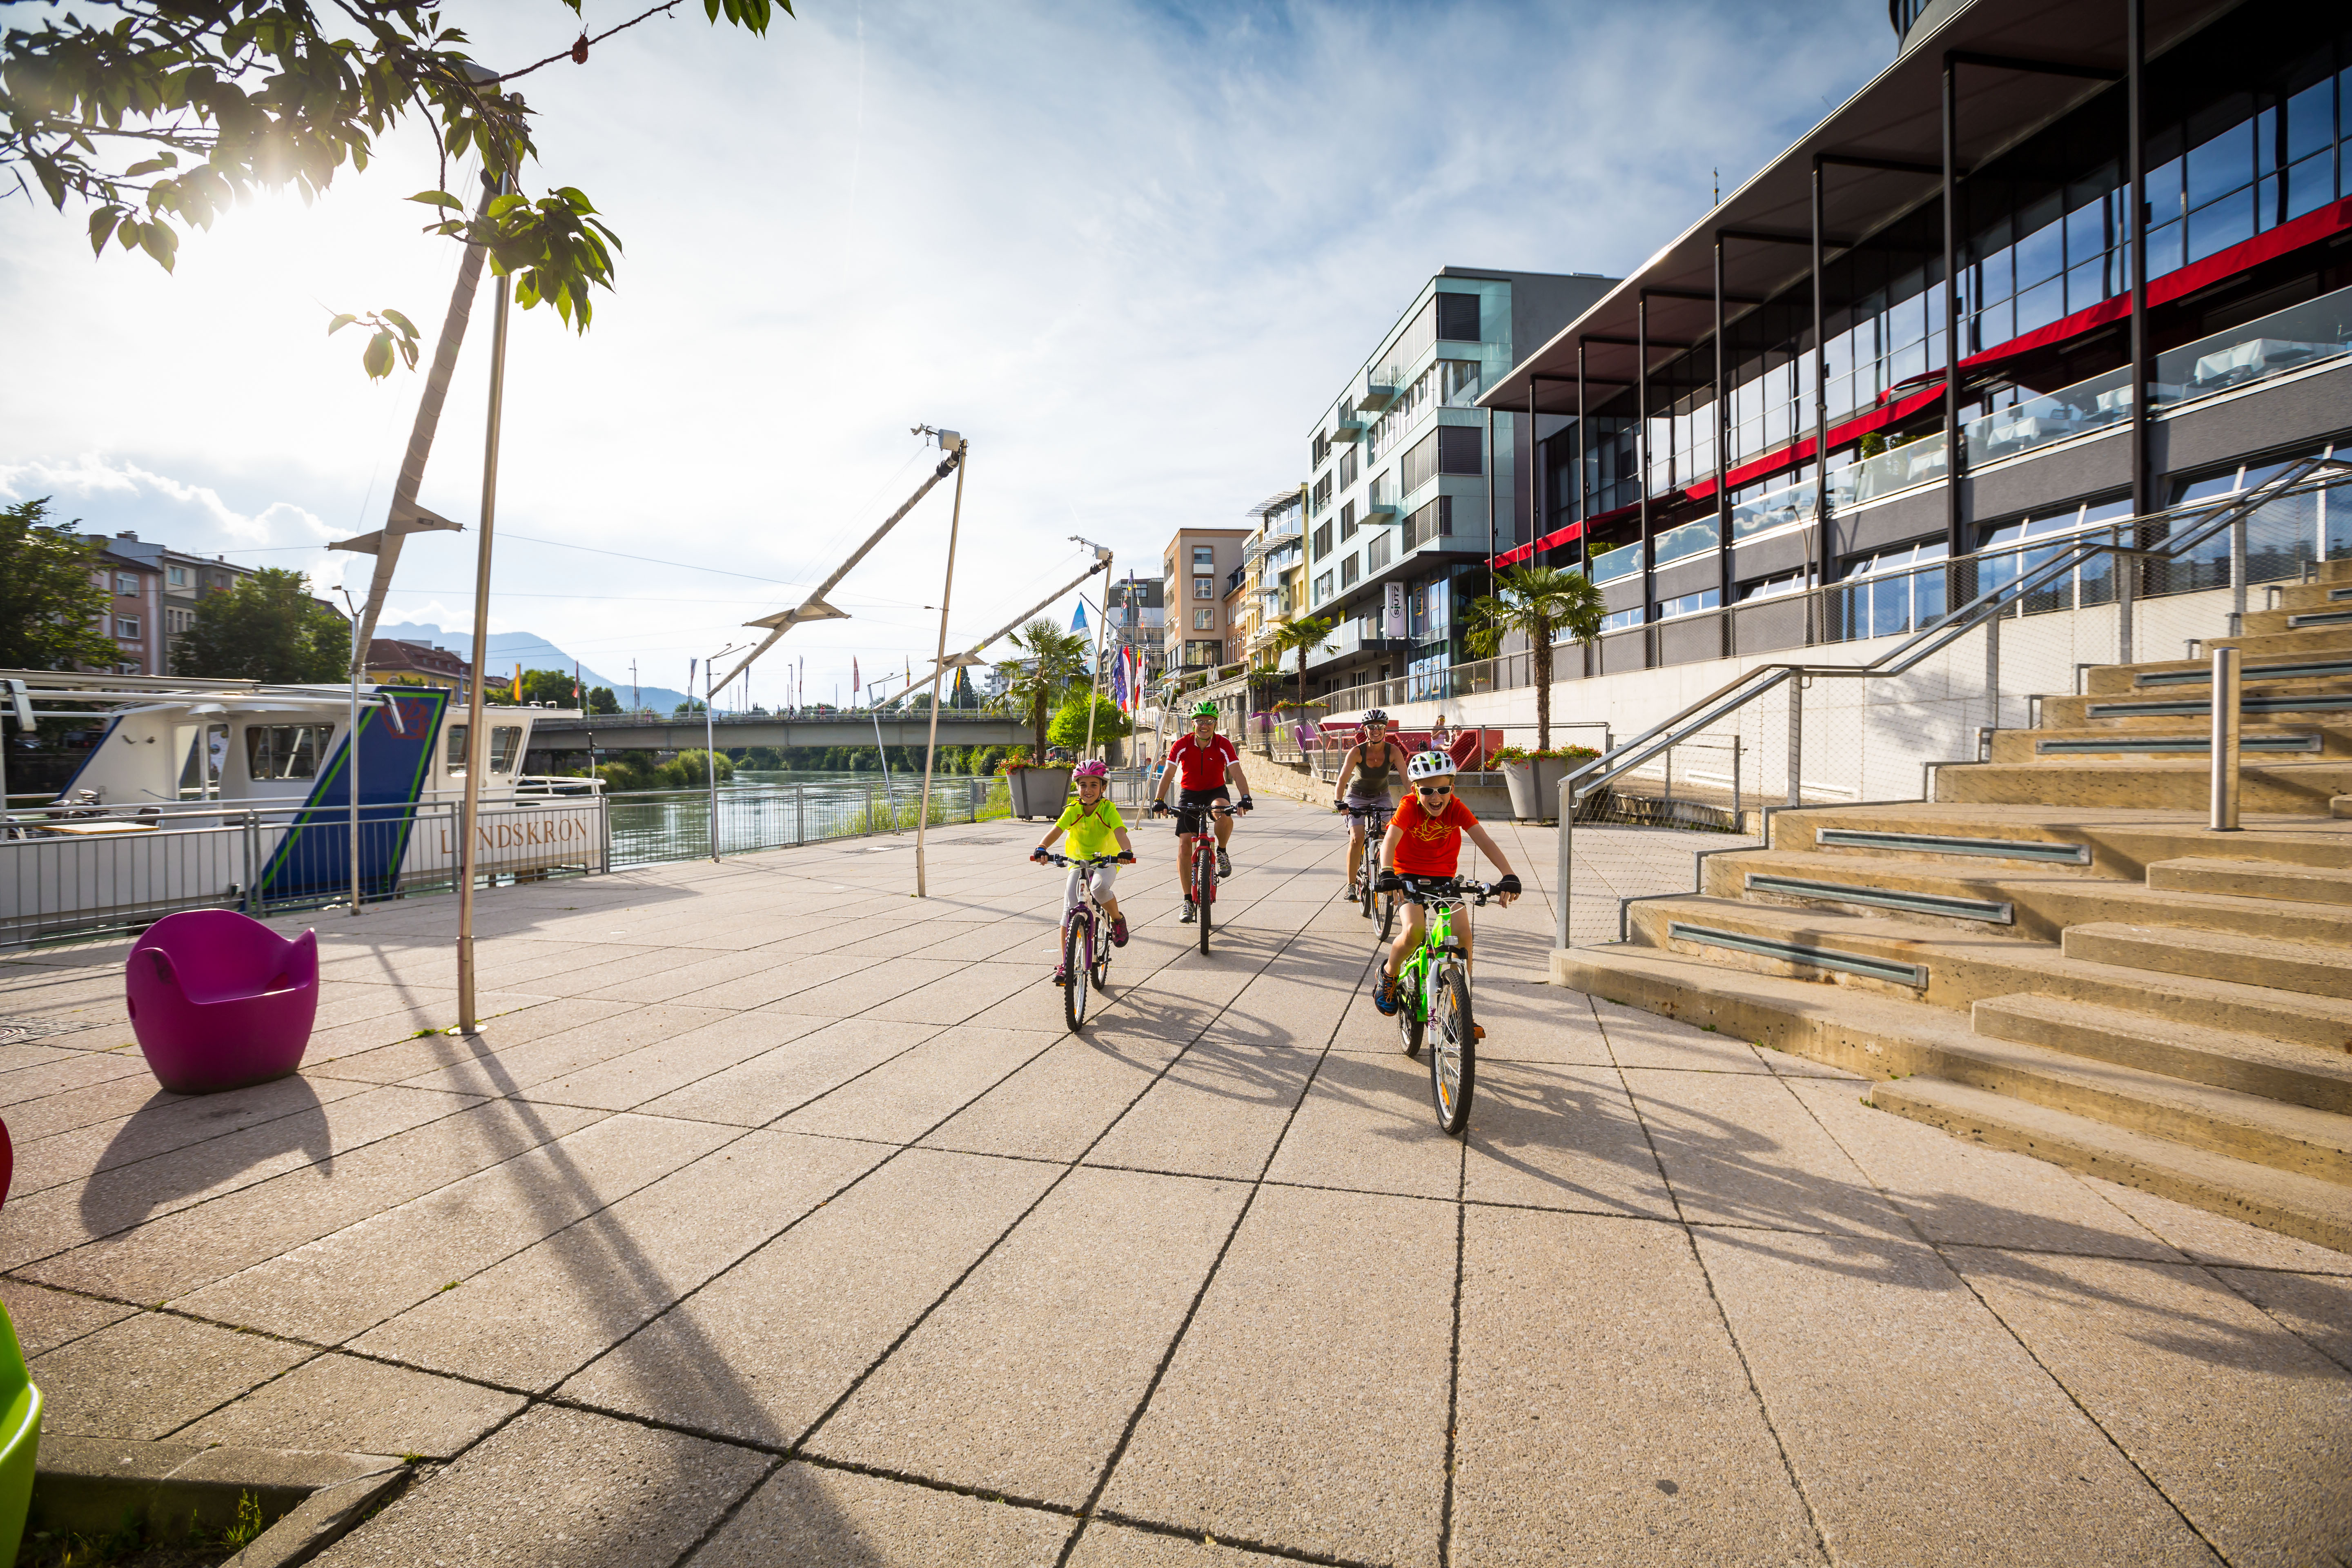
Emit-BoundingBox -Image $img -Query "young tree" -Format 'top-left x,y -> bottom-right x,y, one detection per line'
586,685 -> 620,715
1047,692 -> 1131,754
174,568 -> 350,682
1265,615 -> 1336,722
990,618 -> 1089,754
0,499 -> 118,670
1463,566 -> 1605,752
1,2 -> 784,376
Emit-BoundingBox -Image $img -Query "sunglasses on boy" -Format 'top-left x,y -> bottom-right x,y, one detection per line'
1416,783 -> 1452,797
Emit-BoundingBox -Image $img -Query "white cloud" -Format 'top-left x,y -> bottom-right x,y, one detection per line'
0,0 -> 1891,697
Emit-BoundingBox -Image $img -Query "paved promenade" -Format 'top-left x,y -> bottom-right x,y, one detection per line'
1,800 -> 2346,1566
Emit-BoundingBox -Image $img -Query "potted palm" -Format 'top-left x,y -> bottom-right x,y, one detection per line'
996,748 -> 1069,819
1465,566 -> 1605,821
989,619 -> 1089,817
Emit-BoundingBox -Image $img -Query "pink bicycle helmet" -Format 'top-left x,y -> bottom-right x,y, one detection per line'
1074,760 -> 1110,779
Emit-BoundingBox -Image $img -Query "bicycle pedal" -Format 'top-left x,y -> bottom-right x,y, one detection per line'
1473,1025 -> 1487,1040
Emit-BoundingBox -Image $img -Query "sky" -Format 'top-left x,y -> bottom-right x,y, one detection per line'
0,0 -> 1894,710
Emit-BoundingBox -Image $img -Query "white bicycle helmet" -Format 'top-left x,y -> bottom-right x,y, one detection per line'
1405,749 -> 1458,782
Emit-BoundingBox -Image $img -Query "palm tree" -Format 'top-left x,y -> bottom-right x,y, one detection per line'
990,617 -> 1090,754
1265,615 -> 1336,723
1464,565 -> 1605,752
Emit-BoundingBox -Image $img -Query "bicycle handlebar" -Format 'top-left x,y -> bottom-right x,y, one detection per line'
1035,851 -> 1131,868
1384,875 -> 1504,906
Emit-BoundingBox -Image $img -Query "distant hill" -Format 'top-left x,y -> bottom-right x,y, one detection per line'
377,623 -> 690,712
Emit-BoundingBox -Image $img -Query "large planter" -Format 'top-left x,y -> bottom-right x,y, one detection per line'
1501,757 -> 1576,822
1007,766 -> 1072,820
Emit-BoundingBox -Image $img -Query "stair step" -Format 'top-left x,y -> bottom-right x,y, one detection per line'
2031,731 -> 2323,755
2287,609 -> 2352,631
2134,656 -> 2352,688
2207,625 -> 2352,660
1866,1076 -> 2352,1254
2084,693 -> 2352,718
1625,897 -> 2352,1046
2146,856 -> 2352,906
1973,993 -> 2352,1115
1716,850 -> 2352,945
1938,757 -> 2352,812
2062,922 -> 2352,998
1812,826 -> 2089,864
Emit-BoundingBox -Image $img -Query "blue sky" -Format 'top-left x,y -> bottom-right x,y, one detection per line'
0,0 -> 1891,707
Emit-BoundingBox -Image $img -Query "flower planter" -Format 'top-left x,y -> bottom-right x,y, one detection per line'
1500,756 -> 1575,822
1007,766 -> 1072,820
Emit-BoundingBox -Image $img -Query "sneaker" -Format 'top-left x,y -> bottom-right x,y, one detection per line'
1179,900 -> 1198,924
1373,967 -> 1400,1016
1052,965 -> 1068,985
1344,885 -> 1360,903
1111,917 -> 1129,947
1216,848 -> 1234,879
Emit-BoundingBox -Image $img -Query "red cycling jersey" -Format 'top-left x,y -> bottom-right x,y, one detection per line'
1389,793 -> 1479,877
1167,732 -> 1239,792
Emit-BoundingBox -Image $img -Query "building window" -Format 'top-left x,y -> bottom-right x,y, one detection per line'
115,572 -> 138,596
1401,425 -> 1485,492
1312,432 -> 1330,468
1339,500 -> 1357,541
1312,473 -> 1332,515
1194,576 -> 1214,600
1312,521 -> 1332,560
1599,606 -> 1645,633
1339,448 -> 1358,489
1401,496 -> 1452,551
1658,588 -> 1722,621
1366,532 -> 1391,571
1341,554 -> 1361,589
1435,292 -> 1481,341
1193,607 -> 1215,630
116,615 -> 141,639
1192,546 -> 1214,569
167,566 -> 188,586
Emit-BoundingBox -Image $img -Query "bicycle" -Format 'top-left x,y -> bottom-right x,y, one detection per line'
1158,800 -> 1234,956
1038,851 -> 1129,1030
1385,874 -> 1499,1135
1343,802 -> 1398,940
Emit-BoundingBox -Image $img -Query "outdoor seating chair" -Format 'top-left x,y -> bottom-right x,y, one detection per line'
125,910 -> 318,1095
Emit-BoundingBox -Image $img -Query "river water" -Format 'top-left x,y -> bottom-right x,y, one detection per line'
606,768 -> 1008,866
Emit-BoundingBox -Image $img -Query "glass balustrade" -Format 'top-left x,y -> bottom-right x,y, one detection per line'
1960,365 -> 2133,466
1651,515 -> 1720,567
2154,283 -> 2352,410
1589,543 -> 1644,584
1731,479 -> 1815,543
1829,430 -> 1947,508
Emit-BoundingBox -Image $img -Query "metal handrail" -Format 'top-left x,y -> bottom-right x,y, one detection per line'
1561,457 -> 2347,807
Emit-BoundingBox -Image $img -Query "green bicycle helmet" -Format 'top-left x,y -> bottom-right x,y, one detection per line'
1192,701 -> 1219,717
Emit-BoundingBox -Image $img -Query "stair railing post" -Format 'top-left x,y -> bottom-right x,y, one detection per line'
1731,734 -> 1743,827
2209,645 -> 2241,831
2230,510 -> 2248,635
1555,773 -> 1574,951
2116,524 -> 2136,664
1786,674 -> 1804,808
1984,604 -> 2002,731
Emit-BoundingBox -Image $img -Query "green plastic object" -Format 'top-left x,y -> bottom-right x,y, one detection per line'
0,1298 -> 40,1565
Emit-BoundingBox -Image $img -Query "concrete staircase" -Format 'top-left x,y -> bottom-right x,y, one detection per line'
1555,557 -> 2352,1252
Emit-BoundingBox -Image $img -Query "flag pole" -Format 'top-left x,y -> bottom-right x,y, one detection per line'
1083,555 -> 1111,761
914,434 -> 968,899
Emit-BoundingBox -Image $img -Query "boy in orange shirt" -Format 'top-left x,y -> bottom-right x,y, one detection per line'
1373,750 -> 1520,1014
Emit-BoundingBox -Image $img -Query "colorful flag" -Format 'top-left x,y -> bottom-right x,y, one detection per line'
1111,650 -> 1129,711
852,657 -> 860,701
1071,600 -> 1088,632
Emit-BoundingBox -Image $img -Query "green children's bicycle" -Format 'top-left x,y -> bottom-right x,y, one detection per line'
1387,874 -> 1500,1134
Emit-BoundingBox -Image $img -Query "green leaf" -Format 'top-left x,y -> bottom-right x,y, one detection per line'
122,154 -> 180,178
137,220 -> 178,272
407,189 -> 465,210
363,330 -> 395,380
327,313 -> 358,335
380,308 -> 418,337
88,207 -> 123,257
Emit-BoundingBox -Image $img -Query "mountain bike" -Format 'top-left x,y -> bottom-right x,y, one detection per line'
1040,851 -> 1127,1031
1388,875 -> 1498,1135
1345,803 -> 1398,940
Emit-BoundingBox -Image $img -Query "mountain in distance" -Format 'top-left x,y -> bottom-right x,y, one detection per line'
376,622 -> 692,712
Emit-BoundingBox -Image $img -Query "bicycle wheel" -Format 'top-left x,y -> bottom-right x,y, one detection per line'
1195,842 -> 1214,955
1356,845 -> 1373,920
1374,886 -> 1398,942
1090,907 -> 1113,992
1396,958 -> 1425,1058
1062,913 -> 1090,1031
1428,962 -> 1476,1134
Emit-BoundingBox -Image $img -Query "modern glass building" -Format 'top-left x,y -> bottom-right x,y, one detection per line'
1477,0 -> 2350,682
1301,268 -> 1617,700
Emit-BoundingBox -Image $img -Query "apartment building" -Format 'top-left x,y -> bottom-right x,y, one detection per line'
1302,268 -> 1617,699
1103,575 -> 1166,687
1481,0 -> 2351,681
366,639 -> 473,696
1237,488 -> 1307,668
1162,528 -> 1251,672
89,548 -> 163,674
101,532 -> 258,673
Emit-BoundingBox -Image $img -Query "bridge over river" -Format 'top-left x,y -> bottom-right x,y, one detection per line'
528,710 -> 1037,753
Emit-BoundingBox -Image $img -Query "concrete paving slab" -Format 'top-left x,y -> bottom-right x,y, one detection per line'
1084,1041 -> 1319,1182
778,1026 -> 1059,1144
1452,1206 -> 1821,1565
1101,1185 -> 1454,1568
31,1310 -> 312,1439
6,1073 -> 376,1199
310,1403 -> 769,1568
810,1167 -> 1246,1505
1592,997 -> 1774,1073
2211,1268 -> 2352,1374
0,1047 -> 155,1109
920,1034 -> 1179,1163
1462,1062 -> 1677,1218
350,1129 -> 887,1391
514,1012 -> 822,1112
180,1351 -> 524,1458
0,1280 -> 136,1356
768,959 -> 971,1018
2078,1175 -> 2352,1274
1694,1229 -> 2222,1567
665,951 -> 887,1012
301,996 -> 637,1079
1065,1523 -> 1296,1566
633,1017 -> 940,1127
173,1110 -> 733,1345
18,1098 -> 609,1301
1262,1048 -> 1463,1202
1952,1247 -> 2352,1566
1459,978 -> 1616,1065
1789,1078 -> 2186,1258
1624,1070 -> 1904,1237
385,1002 -> 738,1098
691,1462 -> 1075,1566
559,1146 -> 1058,1447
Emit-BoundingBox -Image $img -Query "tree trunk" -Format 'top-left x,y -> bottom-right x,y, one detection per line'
1031,690 -> 1048,754
1532,611 -> 1553,753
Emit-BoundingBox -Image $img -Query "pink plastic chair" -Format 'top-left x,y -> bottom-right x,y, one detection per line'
125,911 -> 319,1094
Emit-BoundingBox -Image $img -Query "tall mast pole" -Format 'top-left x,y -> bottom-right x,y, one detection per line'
914,435 -> 969,898
454,206 -> 512,1037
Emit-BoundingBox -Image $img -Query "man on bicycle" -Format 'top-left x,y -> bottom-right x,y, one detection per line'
1152,701 -> 1253,924
1373,750 -> 1520,1014
1031,760 -> 1136,979
1331,708 -> 1409,902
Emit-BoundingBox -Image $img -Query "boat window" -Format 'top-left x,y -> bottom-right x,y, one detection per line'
491,726 -> 522,772
244,724 -> 334,781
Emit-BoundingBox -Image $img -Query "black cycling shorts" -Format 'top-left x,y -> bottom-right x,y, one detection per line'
1172,787 -> 1230,835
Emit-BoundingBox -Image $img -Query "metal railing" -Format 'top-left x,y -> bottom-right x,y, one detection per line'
1549,457 -> 2350,947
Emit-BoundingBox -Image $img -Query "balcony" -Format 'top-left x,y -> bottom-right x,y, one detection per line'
1364,476 -> 1400,525
1355,366 -> 1403,413
1328,413 -> 1366,445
